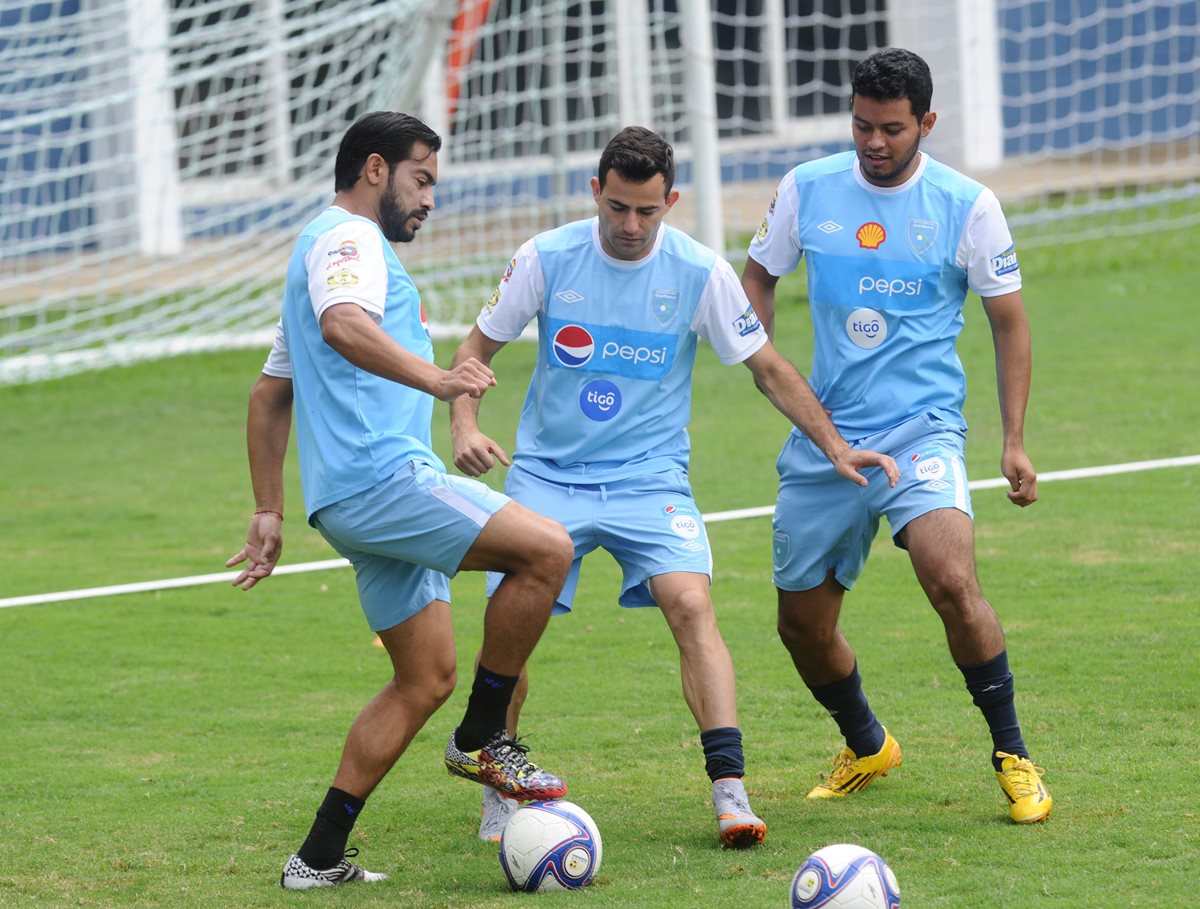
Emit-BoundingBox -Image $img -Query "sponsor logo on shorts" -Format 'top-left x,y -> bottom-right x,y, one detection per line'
845,307 -> 887,349
579,379 -> 621,421
914,457 -> 946,481
552,324 -> 595,367
991,245 -> 1019,276
924,479 -> 952,491
681,540 -> 705,552
670,513 -> 701,539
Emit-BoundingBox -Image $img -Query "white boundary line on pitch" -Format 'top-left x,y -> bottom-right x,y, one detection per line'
3,454 -> 1198,611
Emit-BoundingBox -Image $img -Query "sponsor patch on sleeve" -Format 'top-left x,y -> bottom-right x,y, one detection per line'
733,304 -> 762,337
990,245 -> 1019,276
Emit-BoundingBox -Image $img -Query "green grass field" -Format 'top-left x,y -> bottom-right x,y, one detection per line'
1,228 -> 1198,908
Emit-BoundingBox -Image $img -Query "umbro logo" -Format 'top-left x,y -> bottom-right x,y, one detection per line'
555,289 -> 584,303
818,220 -> 843,234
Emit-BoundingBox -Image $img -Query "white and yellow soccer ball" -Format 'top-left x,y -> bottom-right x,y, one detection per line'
790,843 -> 900,908
499,800 -> 602,892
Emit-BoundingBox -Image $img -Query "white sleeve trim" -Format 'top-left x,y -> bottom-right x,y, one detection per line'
960,188 -> 1023,298
261,320 -> 291,377
746,172 -> 802,277
692,257 -> 770,364
305,221 -> 390,325
476,238 -> 545,341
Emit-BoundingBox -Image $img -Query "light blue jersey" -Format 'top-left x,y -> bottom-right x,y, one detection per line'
276,206 -> 443,519
479,218 -> 766,484
748,151 -> 1022,440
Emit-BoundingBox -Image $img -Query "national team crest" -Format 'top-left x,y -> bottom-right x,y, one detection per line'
908,219 -> 939,255
651,289 -> 679,324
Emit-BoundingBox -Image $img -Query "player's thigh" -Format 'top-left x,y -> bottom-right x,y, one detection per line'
375,598 -> 457,689
773,435 -> 876,593
597,470 -> 712,608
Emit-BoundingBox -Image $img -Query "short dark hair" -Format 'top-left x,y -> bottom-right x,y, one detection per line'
334,111 -> 442,192
851,48 -> 934,122
597,126 -> 675,195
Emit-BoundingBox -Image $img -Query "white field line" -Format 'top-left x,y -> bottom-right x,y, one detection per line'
3,454 -> 1198,610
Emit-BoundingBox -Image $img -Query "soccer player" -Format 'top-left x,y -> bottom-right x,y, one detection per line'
450,126 -> 898,847
740,47 -> 1053,823
226,111 -> 576,889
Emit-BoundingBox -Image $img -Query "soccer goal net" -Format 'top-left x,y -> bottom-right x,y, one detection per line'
2,0 -> 1197,384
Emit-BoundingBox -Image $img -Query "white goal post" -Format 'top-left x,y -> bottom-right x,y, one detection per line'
2,0 -> 1197,384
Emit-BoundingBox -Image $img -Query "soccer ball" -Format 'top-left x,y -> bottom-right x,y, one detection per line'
790,843 -> 900,908
499,799 -> 602,892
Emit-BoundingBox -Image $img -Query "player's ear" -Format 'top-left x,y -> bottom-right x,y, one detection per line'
920,111 -> 937,137
362,153 -> 388,187
664,188 -> 681,211
590,175 -> 602,204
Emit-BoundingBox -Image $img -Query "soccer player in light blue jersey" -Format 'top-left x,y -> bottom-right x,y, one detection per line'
226,112 -> 576,889
741,48 -> 1052,824
450,127 -> 897,848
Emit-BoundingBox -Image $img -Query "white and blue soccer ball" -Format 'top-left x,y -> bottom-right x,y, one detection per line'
499,799 -> 602,892
790,843 -> 900,908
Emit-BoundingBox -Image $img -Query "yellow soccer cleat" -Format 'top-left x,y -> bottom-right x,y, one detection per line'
806,729 -> 902,799
996,752 -> 1052,824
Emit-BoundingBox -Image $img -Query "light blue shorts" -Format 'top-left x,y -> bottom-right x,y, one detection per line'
486,464 -> 712,614
313,460 -> 509,631
772,412 -> 973,593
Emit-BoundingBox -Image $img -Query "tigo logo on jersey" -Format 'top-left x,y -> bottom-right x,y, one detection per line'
552,325 -> 595,367
856,222 -> 886,249
845,307 -> 888,349
579,379 -> 621,421
990,245 -> 1019,276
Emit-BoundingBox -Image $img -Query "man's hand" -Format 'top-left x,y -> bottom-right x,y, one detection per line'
226,512 -> 283,590
452,425 -> 512,477
830,447 -> 900,489
433,357 -> 497,402
1001,446 -> 1038,507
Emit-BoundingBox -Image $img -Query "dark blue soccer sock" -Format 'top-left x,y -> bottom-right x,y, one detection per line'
456,664 -> 519,752
700,726 -> 746,781
958,650 -> 1027,770
297,786 -> 365,870
807,663 -> 886,758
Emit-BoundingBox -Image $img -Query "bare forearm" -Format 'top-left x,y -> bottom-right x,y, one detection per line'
321,303 -> 442,394
246,376 -> 293,511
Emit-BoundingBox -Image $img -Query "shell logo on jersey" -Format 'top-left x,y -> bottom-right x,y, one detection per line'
846,307 -> 888,349
579,379 -> 621,421
990,245 -> 1020,276
856,221 -> 886,249
552,324 -> 595,367
327,268 -> 359,287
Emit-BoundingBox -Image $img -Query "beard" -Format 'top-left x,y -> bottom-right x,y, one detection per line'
859,137 -> 921,185
378,180 -> 422,243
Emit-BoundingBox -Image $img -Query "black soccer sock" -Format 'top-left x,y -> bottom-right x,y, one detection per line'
958,650 -> 1028,770
296,787 -> 365,870
700,726 -> 746,782
456,664 -> 520,752
807,663 -> 886,758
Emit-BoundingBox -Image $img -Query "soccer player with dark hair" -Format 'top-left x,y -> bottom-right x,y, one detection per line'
451,125 -> 897,847
741,47 -> 1053,823
227,110 -> 575,889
